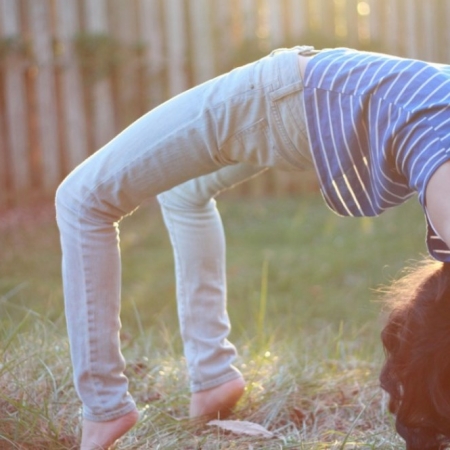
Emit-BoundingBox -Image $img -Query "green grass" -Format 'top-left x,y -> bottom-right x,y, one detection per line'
0,193 -> 426,448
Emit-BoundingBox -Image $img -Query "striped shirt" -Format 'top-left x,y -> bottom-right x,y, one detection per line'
303,48 -> 450,261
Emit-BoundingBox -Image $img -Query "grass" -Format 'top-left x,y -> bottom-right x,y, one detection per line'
0,192 -> 427,449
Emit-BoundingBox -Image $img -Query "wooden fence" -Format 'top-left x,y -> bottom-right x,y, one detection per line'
1,0 -> 450,208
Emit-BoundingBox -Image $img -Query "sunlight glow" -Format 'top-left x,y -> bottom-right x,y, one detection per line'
357,1 -> 371,16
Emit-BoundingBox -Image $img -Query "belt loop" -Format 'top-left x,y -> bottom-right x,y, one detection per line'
297,46 -> 320,57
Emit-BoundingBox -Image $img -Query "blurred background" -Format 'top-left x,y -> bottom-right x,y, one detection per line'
1,0 -> 449,210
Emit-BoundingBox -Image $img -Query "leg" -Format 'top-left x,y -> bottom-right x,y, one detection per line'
156,48 -> 313,418
55,80 -> 230,445
157,164 -> 266,417
55,46 -> 309,446
55,128 -> 220,447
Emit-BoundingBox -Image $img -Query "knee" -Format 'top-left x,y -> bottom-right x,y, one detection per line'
55,180 -> 74,228
55,172 -> 87,224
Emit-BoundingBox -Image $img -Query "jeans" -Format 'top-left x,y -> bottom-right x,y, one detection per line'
55,46 -> 314,421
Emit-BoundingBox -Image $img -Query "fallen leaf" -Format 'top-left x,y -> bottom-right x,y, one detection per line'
207,419 -> 274,438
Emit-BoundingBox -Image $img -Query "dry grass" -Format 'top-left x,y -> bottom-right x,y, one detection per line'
0,195 -> 426,449
0,313 -> 403,449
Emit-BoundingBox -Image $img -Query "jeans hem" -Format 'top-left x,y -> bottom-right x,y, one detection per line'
83,401 -> 138,422
191,370 -> 244,393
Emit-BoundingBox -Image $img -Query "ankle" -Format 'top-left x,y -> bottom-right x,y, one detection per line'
81,409 -> 139,450
190,377 -> 245,418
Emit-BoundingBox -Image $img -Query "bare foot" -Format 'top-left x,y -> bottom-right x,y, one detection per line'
80,409 -> 139,450
189,377 -> 245,419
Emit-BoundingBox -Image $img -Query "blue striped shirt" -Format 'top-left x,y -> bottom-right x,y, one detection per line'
303,48 -> 450,261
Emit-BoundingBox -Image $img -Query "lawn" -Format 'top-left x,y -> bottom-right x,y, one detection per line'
0,191 -> 427,449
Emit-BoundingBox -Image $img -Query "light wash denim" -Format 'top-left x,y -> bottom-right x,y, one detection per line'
55,46 -> 314,421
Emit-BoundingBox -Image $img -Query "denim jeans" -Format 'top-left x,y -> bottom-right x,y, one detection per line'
55,46 -> 314,421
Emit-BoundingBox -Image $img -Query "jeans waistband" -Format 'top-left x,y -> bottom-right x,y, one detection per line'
269,46 -> 315,86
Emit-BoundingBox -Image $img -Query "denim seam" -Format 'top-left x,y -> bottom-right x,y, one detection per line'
269,99 -> 306,169
69,198 -> 104,415
83,401 -> 137,422
159,201 -> 200,384
191,371 -> 243,393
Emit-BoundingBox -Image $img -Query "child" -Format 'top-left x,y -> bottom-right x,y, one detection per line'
56,45 -> 450,449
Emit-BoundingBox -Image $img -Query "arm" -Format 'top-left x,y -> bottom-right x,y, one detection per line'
425,160 -> 450,249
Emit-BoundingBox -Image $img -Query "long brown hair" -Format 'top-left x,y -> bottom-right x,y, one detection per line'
380,259 -> 450,449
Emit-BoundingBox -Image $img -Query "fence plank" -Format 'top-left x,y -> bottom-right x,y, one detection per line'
54,0 -> 88,173
83,0 -> 115,151
267,0 -> 286,48
137,0 -> 166,107
211,0 -> 234,74
84,0 -> 108,31
189,0 -> 216,85
421,0 -> 438,62
164,0 -> 188,96
287,0 -> 309,42
232,0 -> 263,63
367,0 -> 383,49
319,0 -> 336,42
0,0 -> 30,200
242,0 -> 257,42
442,0 -> 450,63
344,0 -> 359,47
306,0 -> 331,39
386,0 -> 403,56
0,67 -> 7,208
0,1 -> 6,207
110,0 -> 140,129
404,0 -> 419,59
1,0 -> 450,204
28,0 -> 60,193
